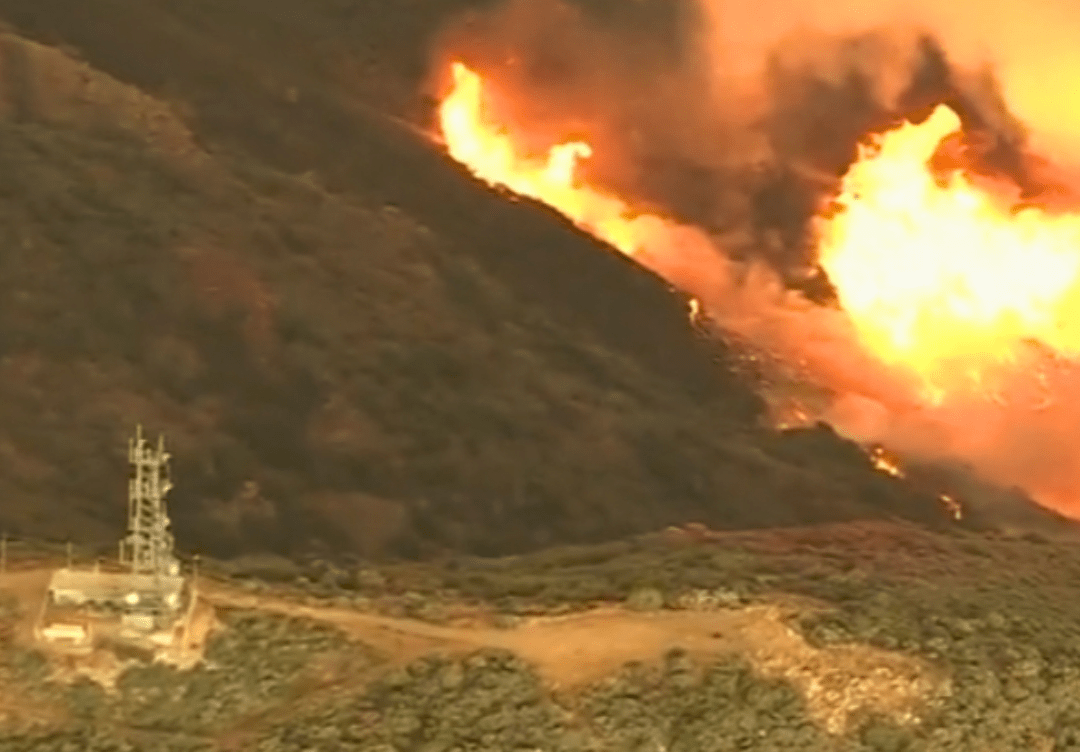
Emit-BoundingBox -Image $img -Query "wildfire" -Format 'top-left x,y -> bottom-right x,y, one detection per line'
817,105 -> 1080,401
774,410 -> 810,431
435,61 -> 1080,516
688,297 -> 703,326
439,62 -> 662,257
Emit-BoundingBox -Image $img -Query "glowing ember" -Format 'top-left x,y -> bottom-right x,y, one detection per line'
869,446 -> 905,478
940,494 -> 963,520
688,297 -> 703,325
817,105 -> 1080,401
770,398 -> 812,431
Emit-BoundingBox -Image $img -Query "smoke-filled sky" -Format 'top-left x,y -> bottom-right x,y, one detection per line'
697,0 -> 1080,160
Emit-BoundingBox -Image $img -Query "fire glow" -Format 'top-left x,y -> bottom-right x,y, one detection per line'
436,60 -> 1080,517
440,63 -> 1080,407
869,446 -> 904,478
439,62 -> 685,258
817,105 -> 1080,401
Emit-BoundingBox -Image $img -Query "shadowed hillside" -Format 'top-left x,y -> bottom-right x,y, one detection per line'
0,0 -> 987,561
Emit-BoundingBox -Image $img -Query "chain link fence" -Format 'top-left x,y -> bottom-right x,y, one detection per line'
0,532 -> 209,578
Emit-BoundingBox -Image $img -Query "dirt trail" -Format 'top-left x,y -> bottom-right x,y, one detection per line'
0,569 -> 949,735
0,568 -> 65,730
0,568 -> 51,644
205,579 -> 774,685
200,580 -> 948,734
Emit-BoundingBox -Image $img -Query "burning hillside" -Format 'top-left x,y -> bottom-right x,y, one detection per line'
433,13 -> 1080,522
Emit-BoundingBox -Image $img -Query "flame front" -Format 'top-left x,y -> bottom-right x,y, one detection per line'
817,105 -> 1080,400
441,64 -> 1080,409
439,64 -> 590,196
436,61 -> 1080,515
439,62 -> 654,256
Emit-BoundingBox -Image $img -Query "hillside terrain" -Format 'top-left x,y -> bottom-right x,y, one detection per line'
0,0 -> 975,560
0,1 -> 1078,750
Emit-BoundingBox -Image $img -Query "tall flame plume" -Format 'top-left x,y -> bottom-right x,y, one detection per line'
817,105 -> 1080,401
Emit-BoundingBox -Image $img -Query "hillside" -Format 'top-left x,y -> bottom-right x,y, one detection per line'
0,3 -> 971,561
0,1 -> 1079,750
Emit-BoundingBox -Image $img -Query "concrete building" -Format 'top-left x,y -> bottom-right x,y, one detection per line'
48,568 -> 184,611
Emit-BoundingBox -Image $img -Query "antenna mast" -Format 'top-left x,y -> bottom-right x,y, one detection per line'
121,425 -> 179,579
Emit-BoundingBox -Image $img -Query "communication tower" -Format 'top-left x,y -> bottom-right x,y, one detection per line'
119,425 -> 179,579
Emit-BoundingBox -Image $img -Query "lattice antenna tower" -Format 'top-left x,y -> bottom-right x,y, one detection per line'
120,425 -> 179,578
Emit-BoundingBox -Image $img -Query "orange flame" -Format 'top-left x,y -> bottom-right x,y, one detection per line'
817,105 -> 1080,402
436,62 -> 1080,515
940,493 -> 964,520
439,62 -> 675,257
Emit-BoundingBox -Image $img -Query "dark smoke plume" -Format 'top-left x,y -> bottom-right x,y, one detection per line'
430,0 -> 1030,280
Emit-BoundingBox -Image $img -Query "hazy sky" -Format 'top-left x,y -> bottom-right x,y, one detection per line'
696,0 -> 1080,159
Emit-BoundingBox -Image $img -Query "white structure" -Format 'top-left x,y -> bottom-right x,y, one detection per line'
40,622 -> 87,644
120,425 -> 180,579
49,568 -> 183,611
44,426 -> 187,633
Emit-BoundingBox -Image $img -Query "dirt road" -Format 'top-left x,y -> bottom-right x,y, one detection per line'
0,567 -> 949,735
199,579 -> 946,734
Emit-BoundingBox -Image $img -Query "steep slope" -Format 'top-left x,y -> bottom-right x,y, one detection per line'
0,9 -> 963,559
0,0 -> 752,404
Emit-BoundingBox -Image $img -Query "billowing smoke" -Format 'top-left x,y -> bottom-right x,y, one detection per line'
430,0 -> 1037,271
428,0 -> 1080,523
